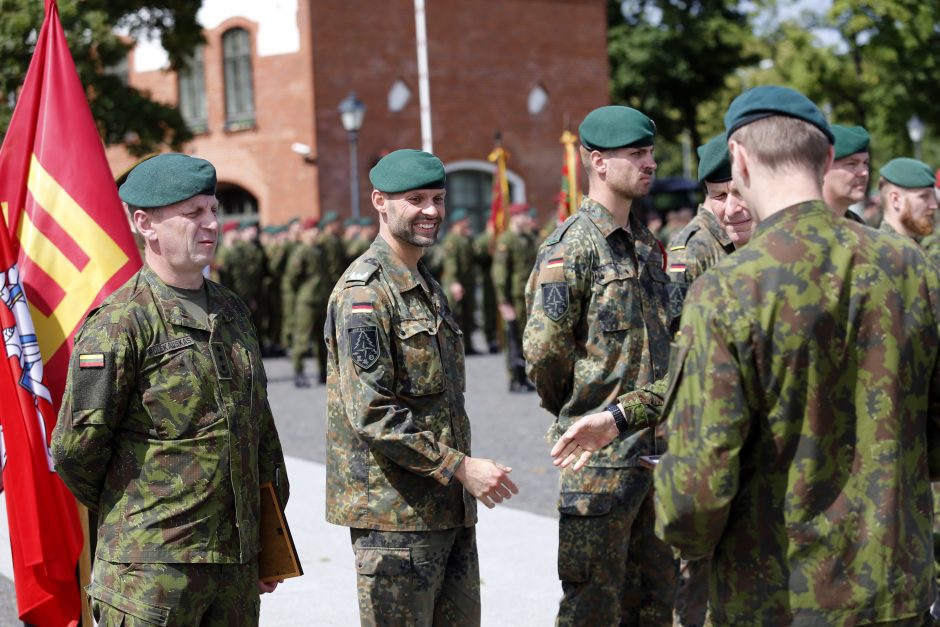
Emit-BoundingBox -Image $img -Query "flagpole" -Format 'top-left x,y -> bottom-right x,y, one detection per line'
78,504 -> 92,626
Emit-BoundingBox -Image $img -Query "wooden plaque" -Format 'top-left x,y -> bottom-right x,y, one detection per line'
258,482 -> 303,583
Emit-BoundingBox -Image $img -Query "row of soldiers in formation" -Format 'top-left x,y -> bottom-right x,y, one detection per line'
210,205 -> 545,390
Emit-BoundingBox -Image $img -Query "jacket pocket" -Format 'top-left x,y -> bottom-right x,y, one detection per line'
594,263 -> 636,332
396,318 -> 445,396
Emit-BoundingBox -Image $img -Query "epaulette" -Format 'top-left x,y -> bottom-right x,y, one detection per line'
544,213 -> 580,246
668,222 -> 701,253
344,258 -> 380,286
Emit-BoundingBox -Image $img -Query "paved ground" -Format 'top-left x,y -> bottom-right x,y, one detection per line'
0,338 -> 568,625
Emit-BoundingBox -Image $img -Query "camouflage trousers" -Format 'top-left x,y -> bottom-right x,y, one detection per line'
88,557 -> 259,626
674,556 -> 710,626
556,466 -> 677,627
350,526 -> 481,627
291,300 -> 327,375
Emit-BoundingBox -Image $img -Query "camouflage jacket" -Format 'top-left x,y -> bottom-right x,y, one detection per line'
665,206 -> 734,329
286,242 -> 324,305
52,265 -> 289,564
523,197 -> 671,468
317,232 -> 350,299
492,229 -> 539,306
440,232 -> 475,289
229,240 -> 268,305
655,201 -> 940,624
324,236 -> 476,531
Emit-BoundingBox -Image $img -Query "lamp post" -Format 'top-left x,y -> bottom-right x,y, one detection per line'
339,92 -> 366,220
907,115 -> 925,161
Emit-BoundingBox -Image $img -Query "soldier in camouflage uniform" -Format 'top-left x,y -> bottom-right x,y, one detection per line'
822,124 -> 871,224
878,157 -> 938,248
316,211 -> 349,382
325,149 -> 517,626
51,154 -> 289,626
440,208 -> 478,353
492,202 -> 538,391
228,219 -> 268,335
665,132 -> 752,337
523,106 -> 676,626
473,215 -> 500,353
286,218 -> 322,387
280,218 -> 303,349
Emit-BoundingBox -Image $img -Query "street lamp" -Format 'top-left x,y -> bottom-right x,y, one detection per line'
907,115 -> 925,161
339,92 -> 366,219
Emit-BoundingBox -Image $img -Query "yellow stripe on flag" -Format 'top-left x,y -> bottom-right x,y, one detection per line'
23,155 -> 129,360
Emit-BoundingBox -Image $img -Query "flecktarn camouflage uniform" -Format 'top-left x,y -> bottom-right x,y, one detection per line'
52,265 -> 289,626
523,197 -> 676,626
665,204 -> 736,627
656,201 -> 940,625
325,236 -> 480,626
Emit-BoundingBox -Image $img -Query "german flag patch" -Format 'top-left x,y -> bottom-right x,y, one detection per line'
669,263 -> 687,273
546,257 -> 563,269
351,302 -> 373,314
79,353 -> 105,368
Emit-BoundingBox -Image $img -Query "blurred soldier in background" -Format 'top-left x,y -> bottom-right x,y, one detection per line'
492,202 -> 538,391
441,208 -> 478,353
473,212 -> 500,354
286,217 -> 322,387
823,125 -> 870,224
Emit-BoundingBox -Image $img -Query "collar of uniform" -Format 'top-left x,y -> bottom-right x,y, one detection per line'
698,205 -> 734,249
368,236 -> 430,294
579,197 -> 625,238
752,200 -> 830,239
877,216 -> 922,243
140,265 -> 220,330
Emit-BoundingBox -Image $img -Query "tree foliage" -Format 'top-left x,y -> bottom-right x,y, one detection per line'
0,0 -> 203,156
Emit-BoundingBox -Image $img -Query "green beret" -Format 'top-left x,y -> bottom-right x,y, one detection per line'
579,106 -> 655,151
358,217 -> 375,227
343,217 -> 358,228
320,210 -> 339,226
724,86 -> 834,144
369,149 -> 446,193
450,208 -> 469,223
696,133 -> 731,183
240,218 -> 259,229
119,153 -> 217,208
831,125 -> 870,160
879,158 -> 936,188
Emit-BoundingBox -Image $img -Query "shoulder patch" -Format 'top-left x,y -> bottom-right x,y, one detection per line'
541,282 -> 570,321
544,214 -> 579,245
348,326 -> 380,369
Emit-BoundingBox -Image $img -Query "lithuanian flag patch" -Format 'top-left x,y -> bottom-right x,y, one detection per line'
546,257 -> 563,269
79,353 -> 105,368
351,302 -> 373,314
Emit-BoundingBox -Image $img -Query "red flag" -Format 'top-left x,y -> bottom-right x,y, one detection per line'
0,0 -> 142,624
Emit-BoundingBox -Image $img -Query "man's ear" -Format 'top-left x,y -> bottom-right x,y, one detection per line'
132,207 -> 158,242
590,150 -> 607,177
372,189 -> 387,215
728,139 -> 749,188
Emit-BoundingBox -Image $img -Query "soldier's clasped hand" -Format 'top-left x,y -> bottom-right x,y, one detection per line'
454,456 -> 519,508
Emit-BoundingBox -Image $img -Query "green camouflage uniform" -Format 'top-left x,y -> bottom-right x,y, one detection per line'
279,240 -> 298,347
656,201 -> 940,625
286,241 -> 324,376
264,239 -> 290,351
317,231 -> 350,378
346,236 -> 371,261
229,239 -> 268,333
441,231 -> 477,350
324,236 -> 479,625
52,265 -> 289,625
523,197 -> 676,626
665,206 -> 735,626
473,231 -> 499,348
492,228 -> 539,385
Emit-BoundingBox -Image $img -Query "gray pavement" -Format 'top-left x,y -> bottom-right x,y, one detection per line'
0,337 -> 567,625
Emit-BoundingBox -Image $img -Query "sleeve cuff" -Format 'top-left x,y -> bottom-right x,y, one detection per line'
429,444 -> 466,486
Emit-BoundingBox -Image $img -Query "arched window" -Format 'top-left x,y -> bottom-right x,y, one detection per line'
222,28 -> 255,130
178,45 -> 207,133
444,160 -> 525,233
218,183 -> 259,218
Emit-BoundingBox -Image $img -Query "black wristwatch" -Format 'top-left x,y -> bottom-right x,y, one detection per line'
606,403 -> 628,435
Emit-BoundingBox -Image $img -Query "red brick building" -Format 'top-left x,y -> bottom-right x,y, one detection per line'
107,0 -> 609,228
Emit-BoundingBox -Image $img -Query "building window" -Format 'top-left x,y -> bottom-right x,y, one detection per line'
445,169 -> 517,233
218,184 -> 259,218
178,46 -> 207,134
222,28 -> 255,130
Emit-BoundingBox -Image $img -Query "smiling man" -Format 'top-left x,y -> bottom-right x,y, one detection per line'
53,153 -> 289,626
524,106 -> 675,625
324,149 -> 517,626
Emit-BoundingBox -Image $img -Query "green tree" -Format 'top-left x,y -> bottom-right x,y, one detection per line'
754,0 -> 940,170
607,0 -> 759,164
0,0 -> 203,156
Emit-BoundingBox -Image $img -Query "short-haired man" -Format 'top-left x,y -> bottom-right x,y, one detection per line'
325,149 -> 518,625
53,153 -> 289,625
823,124 -> 871,223
524,106 -> 675,625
